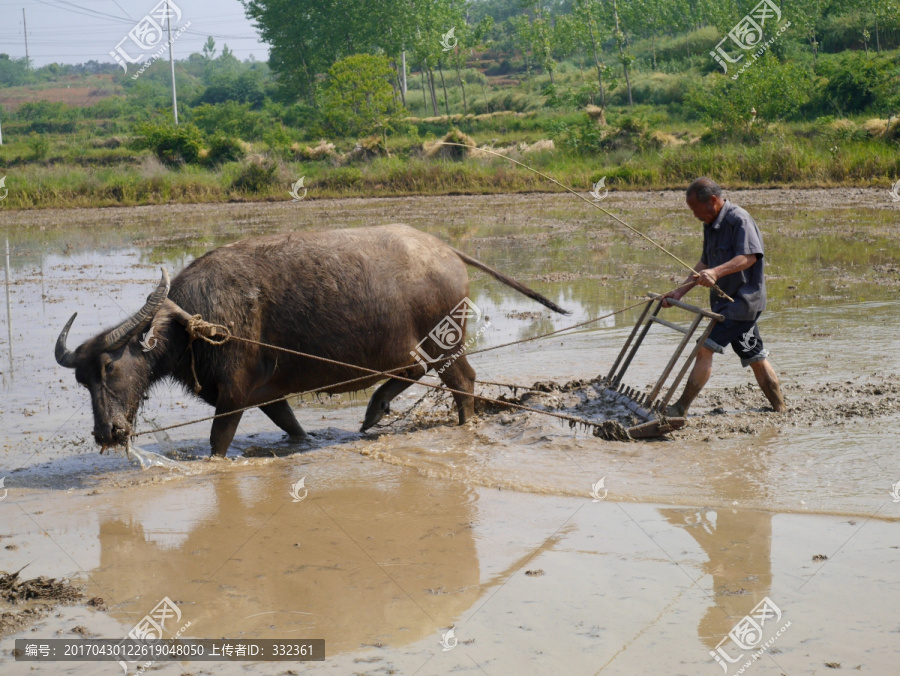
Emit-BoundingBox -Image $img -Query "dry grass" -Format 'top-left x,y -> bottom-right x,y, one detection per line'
885,118 -> 900,141
521,139 -> 555,154
862,118 -> 888,137
424,129 -> 477,160
649,131 -> 684,148
585,104 -> 607,125
293,140 -> 337,161
827,119 -> 856,133
346,136 -> 390,162
405,111 -> 529,124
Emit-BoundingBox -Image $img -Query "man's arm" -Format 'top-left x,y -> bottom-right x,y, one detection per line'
661,254 -> 758,307
694,253 -> 759,288
661,260 -> 706,307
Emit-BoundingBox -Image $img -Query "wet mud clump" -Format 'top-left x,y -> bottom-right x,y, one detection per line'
592,420 -> 633,442
0,568 -> 84,637
1,568 -> 82,604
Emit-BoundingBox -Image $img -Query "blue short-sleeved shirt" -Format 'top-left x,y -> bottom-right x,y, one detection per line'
700,200 -> 766,321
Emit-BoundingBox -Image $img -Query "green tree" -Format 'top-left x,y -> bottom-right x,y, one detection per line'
243,0 -> 412,102
202,36 -> 217,60
0,54 -> 31,87
791,0 -> 830,60
510,2 -> 557,83
573,0 -> 610,110
320,54 -> 405,137
611,0 -> 634,106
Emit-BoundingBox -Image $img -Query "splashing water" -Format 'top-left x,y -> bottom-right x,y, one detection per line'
125,439 -> 191,472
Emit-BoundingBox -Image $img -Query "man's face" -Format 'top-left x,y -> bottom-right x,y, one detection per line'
687,195 -> 723,224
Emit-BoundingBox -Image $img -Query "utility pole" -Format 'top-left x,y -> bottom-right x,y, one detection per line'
22,8 -> 30,69
166,1 -> 178,124
401,50 -> 407,100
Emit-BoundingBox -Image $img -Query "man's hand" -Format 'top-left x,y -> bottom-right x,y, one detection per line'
695,268 -> 719,288
661,284 -> 690,308
662,267 -> 705,308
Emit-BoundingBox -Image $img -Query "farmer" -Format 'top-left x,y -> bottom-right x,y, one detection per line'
661,177 -> 785,415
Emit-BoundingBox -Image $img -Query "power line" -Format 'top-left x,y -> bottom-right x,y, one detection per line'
31,0 -> 134,24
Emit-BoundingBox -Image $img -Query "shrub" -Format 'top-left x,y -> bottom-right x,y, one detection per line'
817,53 -> 897,114
230,154 -> 280,192
687,54 -> 814,142
27,132 -> 50,161
206,134 -> 247,165
190,102 -> 268,140
548,116 -> 605,154
543,82 -> 600,110
134,122 -> 204,165
484,59 -> 513,76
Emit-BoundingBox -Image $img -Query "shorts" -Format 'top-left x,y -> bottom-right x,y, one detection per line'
703,313 -> 770,368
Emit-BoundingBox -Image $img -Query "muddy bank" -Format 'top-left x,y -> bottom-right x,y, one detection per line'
1,187 -> 897,230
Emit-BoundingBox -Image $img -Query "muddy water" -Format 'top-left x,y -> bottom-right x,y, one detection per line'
1,190 -> 899,673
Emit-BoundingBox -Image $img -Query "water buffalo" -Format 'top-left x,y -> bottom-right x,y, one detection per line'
55,224 -> 568,456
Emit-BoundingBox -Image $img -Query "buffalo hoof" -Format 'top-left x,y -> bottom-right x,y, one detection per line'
360,401 -> 390,432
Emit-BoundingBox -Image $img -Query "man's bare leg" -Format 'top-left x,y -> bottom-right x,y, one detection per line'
749,358 -> 786,412
666,346 -> 714,416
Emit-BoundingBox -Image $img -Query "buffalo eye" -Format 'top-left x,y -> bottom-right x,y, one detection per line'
100,354 -> 115,378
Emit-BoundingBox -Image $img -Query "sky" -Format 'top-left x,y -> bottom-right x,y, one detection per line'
0,0 -> 268,67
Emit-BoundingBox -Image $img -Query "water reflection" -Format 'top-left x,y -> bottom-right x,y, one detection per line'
89,465 -> 482,654
660,429 -> 780,648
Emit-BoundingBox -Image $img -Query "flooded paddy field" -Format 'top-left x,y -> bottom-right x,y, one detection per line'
1,189 -> 899,674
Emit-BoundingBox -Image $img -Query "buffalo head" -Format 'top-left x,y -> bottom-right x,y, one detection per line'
55,269 -> 173,448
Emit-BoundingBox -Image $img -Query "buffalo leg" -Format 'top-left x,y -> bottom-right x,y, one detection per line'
361,367 -> 425,432
209,400 -> 244,457
436,355 -> 476,424
260,400 -> 308,439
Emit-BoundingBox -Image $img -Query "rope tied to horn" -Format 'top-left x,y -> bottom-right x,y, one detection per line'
184,315 -> 231,394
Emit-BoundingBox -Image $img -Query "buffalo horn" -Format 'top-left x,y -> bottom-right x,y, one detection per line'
55,312 -> 79,368
102,268 -> 171,350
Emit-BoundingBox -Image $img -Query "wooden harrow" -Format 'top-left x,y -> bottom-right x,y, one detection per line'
600,293 -> 724,439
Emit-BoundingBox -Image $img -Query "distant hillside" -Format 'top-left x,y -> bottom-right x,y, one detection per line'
0,74 -> 122,111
